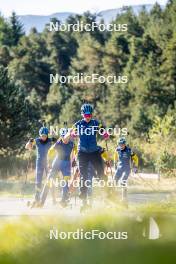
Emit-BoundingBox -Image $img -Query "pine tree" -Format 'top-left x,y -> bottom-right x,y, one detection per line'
0,46 -> 11,67
0,66 -> 39,156
9,12 -> 24,46
59,92 -> 83,125
0,15 -> 11,46
8,31 -> 51,98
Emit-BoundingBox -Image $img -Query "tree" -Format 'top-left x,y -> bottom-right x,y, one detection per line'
9,12 -> 24,46
0,14 -> 11,46
0,66 -> 40,156
45,83 -> 72,123
161,33 -> 176,107
69,34 -> 105,103
97,83 -> 131,127
8,31 -> 52,98
44,18 -> 78,75
0,46 -> 11,67
59,92 -> 83,125
102,33 -> 129,76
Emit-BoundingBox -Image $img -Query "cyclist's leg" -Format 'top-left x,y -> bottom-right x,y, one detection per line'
78,152 -> 89,201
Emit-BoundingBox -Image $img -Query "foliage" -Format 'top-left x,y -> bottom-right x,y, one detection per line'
0,3 -> 176,175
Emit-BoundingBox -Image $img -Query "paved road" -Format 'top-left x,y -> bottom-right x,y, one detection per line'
0,191 -> 170,217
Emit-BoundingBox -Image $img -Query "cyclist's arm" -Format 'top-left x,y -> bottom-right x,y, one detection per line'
25,138 -> 35,150
98,122 -> 110,140
63,126 -> 77,144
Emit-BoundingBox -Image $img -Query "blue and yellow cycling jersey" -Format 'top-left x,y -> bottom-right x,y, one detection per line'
54,139 -> 74,160
114,146 -> 138,168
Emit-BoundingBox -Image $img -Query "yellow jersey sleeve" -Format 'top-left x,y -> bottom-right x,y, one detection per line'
131,153 -> 139,167
48,145 -> 56,160
101,150 -> 111,162
114,151 -> 118,164
72,144 -> 78,157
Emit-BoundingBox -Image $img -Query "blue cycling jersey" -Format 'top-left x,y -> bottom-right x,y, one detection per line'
54,140 -> 74,160
74,119 -> 100,153
116,146 -> 133,168
35,137 -> 53,164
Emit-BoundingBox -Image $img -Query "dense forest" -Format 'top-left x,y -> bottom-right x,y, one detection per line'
0,1 -> 176,177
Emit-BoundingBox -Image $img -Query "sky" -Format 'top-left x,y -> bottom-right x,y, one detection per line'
0,0 -> 168,17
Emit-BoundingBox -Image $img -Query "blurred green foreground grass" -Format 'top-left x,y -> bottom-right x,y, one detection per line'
0,206 -> 176,264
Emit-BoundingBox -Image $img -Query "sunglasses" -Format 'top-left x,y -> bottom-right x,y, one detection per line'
83,114 -> 92,118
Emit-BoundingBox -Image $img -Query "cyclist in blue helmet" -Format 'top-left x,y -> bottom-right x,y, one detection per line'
114,137 -> 138,202
64,103 -> 110,211
39,127 -> 75,208
25,126 -> 56,207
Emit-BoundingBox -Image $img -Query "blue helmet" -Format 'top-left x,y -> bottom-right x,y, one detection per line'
81,103 -> 93,114
60,128 -> 68,137
39,127 -> 49,136
118,137 -> 126,145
